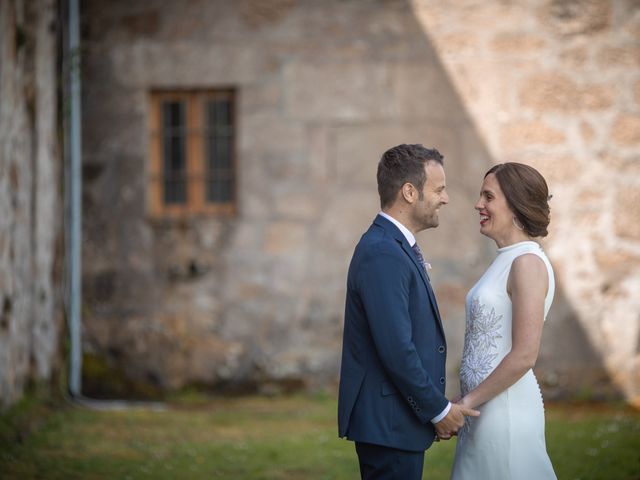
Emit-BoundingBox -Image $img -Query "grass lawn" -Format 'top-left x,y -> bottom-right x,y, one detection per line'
1,392 -> 639,479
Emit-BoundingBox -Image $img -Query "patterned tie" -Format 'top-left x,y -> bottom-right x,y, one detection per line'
411,243 -> 431,281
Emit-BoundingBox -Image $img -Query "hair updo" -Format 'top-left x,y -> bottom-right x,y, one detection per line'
485,162 -> 551,238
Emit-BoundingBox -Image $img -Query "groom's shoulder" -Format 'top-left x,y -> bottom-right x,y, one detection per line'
357,225 -> 402,256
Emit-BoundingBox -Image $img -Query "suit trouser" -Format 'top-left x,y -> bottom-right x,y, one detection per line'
355,442 -> 425,480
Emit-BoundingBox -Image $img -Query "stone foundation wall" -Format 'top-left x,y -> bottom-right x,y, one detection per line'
0,0 -> 61,408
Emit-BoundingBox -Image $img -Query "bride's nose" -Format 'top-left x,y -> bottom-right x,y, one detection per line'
474,198 -> 483,210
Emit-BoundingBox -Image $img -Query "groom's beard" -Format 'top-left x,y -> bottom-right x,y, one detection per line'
412,200 -> 441,231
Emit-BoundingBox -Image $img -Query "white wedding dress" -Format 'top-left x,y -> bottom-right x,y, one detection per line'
451,241 -> 556,480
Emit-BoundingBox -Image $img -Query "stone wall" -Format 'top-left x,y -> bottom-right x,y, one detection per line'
80,0 -> 497,395
0,0 -> 61,408
412,0 -> 640,405
80,0 -> 636,403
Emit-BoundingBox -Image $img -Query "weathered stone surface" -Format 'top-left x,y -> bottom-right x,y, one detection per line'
0,0 -> 61,408
490,33 -> 546,54
597,46 -> 640,68
615,187 -> 640,240
438,31 -> 479,55
501,121 -> 566,150
520,73 -> 614,111
599,152 -> 640,173
543,0 -> 611,36
284,62 -> 392,121
239,0 -> 296,28
559,46 -> 589,68
413,0 -> 640,405
612,114 -> 640,145
595,250 -> 640,275
580,121 -> 595,142
526,155 -> 582,184
77,0 -> 501,397
264,221 -> 307,255
66,0 -> 640,407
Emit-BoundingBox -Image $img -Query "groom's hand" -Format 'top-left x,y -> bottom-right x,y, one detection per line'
434,403 -> 480,439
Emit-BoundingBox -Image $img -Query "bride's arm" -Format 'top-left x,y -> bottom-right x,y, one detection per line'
460,253 -> 549,410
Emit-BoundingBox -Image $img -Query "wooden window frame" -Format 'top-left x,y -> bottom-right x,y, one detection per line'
148,89 -> 237,218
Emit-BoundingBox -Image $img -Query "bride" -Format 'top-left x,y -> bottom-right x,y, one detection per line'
451,163 -> 557,479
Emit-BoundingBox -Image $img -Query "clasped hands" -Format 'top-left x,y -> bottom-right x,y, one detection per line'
434,396 -> 480,441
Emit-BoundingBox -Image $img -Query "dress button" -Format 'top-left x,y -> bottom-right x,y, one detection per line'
439,377 -> 445,384
438,345 -> 445,353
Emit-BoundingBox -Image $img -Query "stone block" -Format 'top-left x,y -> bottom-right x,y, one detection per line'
239,0 -> 296,28
264,221 -> 307,255
389,64 -> 465,122
305,126 -> 331,182
612,114 -> 640,145
526,155 -> 582,183
595,250 -> 640,275
520,73 -> 613,111
542,0 -> 611,36
283,62 -> 391,121
597,46 -> 640,68
580,121 -> 595,143
581,85 -> 615,109
241,81 -> 283,114
615,186 -> 640,239
559,46 -> 589,68
273,191 -> 318,219
500,121 -> 565,151
490,33 -> 546,54
599,152 -> 640,173
438,31 -> 479,55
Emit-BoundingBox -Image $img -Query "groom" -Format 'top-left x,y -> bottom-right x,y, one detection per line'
338,144 -> 479,479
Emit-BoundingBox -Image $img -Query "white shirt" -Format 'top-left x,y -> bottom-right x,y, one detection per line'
378,211 -> 451,424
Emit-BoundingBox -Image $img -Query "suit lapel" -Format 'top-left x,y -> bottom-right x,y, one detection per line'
373,215 -> 445,337
400,241 -> 444,335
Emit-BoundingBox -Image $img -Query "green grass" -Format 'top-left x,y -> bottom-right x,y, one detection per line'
1,392 -> 639,479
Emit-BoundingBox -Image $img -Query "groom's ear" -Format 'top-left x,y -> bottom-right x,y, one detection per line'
401,182 -> 417,204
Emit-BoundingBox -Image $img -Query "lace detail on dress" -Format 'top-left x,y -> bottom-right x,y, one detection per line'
459,297 -> 503,395
458,297 -> 504,441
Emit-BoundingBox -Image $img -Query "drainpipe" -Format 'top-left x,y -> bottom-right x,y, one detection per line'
64,0 -> 163,411
68,0 -> 82,398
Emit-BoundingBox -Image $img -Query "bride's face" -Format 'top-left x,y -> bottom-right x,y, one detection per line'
474,173 -> 514,240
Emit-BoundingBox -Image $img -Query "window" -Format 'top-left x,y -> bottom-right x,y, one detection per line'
148,89 -> 236,217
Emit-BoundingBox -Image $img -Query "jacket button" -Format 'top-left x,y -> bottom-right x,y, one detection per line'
439,377 -> 445,385
438,345 -> 445,353
407,396 -> 413,402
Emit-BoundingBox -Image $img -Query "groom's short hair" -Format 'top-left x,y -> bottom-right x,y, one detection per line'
377,144 -> 444,209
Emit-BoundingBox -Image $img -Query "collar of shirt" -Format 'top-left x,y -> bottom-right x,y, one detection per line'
378,211 -> 416,247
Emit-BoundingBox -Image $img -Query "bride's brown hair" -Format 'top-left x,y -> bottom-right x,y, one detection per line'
485,162 -> 551,238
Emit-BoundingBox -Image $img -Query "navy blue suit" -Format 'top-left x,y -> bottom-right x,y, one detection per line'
338,214 -> 448,455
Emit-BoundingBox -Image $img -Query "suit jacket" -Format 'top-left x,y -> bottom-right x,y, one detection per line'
338,214 -> 448,452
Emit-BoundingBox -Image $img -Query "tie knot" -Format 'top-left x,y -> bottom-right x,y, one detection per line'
412,242 -> 425,263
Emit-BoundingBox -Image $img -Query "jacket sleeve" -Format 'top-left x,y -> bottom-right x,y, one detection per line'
356,243 -> 449,423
